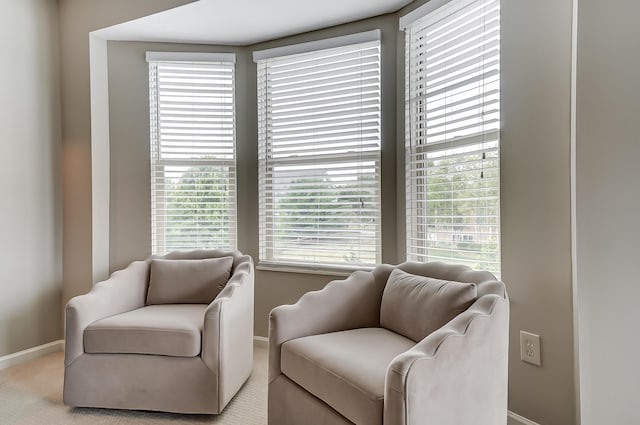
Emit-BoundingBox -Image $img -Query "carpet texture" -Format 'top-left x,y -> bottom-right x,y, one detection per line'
0,344 -> 268,425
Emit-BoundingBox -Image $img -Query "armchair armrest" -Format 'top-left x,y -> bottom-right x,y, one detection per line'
268,267 -> 389,382
384,294 -> 509,425
64,260 -> 149,366
202,255 -> 255,410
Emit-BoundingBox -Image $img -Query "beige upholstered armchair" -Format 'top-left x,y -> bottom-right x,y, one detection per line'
268,262 -> 509,425
64,249 -> 254,414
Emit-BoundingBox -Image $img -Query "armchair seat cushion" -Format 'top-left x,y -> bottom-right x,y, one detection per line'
281,328 -> 415,425
84,304 -> 207,357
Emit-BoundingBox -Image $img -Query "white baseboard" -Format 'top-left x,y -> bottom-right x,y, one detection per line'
508,411 -> 541,425
0,340 -> 64,370
253,336 -> 268,348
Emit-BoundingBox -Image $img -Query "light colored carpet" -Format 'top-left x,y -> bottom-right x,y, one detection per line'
0,344 -> 268,425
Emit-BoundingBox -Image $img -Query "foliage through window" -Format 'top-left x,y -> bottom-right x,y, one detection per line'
254,32 -> 382,270
148,53 -> 236,254
402,0 -> 501,275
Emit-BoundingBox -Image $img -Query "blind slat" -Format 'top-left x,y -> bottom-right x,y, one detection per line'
149,58 -> 237,254
404,0 -> 501,276
258,40 -> 382,269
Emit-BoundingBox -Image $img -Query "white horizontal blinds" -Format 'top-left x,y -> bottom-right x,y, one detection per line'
149,58 -> 236,254
404,0 -> 501,275
257,39 -> 382,269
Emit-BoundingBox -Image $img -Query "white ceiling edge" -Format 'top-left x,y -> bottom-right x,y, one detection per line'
93,0 -> 414,46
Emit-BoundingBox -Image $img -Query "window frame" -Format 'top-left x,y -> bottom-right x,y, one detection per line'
401,0 -> 502,275
147,52 -> 237,255
254,31 -> 383,273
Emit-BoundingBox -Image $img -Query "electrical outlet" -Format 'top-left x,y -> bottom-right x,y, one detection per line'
520,331 -> 541,366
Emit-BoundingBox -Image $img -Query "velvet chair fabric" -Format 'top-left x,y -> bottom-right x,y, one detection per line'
63,249 -> 254,414
268,262 -> 509,425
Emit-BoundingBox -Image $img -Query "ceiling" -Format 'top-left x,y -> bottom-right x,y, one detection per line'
94,0 -> 414,45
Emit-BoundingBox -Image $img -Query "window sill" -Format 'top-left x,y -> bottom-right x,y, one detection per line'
256,263 -> 373,277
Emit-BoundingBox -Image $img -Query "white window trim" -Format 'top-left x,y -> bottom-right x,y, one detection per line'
401,0 -> 502,275
399,0 -> 456,29
146,51 -> 236,63
148,53 -> 237,254
252,29 -> 380,62
255,35 -> 383,271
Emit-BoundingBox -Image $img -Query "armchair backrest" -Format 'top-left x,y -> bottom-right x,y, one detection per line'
393,261 -> 505,298
145,249 -> 249,305
373,261 -> 506,342
159,248 -> 247,272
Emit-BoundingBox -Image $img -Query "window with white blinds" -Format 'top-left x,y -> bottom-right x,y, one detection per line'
402,0 -> 501,275
254,32 -> 381,270
148,53 -> 236,255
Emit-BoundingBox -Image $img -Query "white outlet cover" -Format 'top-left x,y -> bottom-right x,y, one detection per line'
520,331 -> 541,366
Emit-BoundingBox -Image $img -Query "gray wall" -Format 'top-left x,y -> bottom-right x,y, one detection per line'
398,1 -> 576,424
57,0 -> 194,307
576,1 -> 640,424
248,14 -> 401,338
4,1 -> 605,422
500,1 -> 575,424
107,41 -> 248,271
106,3 -> 577,424
70,1 -> 578,423
107,13 -> 400,337
0,0 -> 62,356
